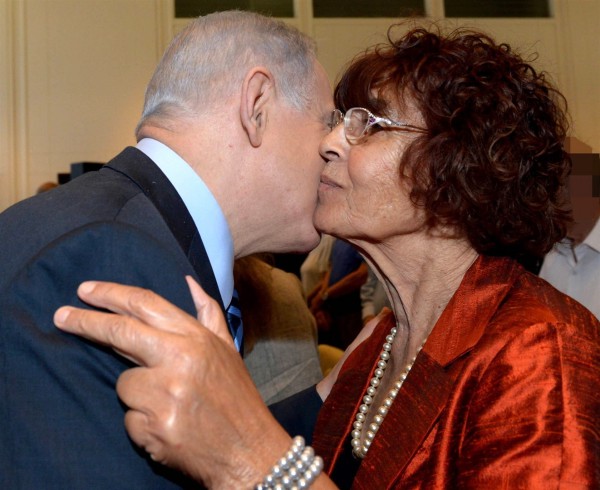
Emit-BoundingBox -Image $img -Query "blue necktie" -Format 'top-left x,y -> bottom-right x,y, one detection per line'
226,289 -> 244,353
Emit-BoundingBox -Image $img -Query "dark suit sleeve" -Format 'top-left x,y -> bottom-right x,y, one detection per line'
0,222 -> 204,490
269,385 -> 323,445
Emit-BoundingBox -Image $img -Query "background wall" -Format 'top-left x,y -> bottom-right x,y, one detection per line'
0,0 -> 171,209
1,0 -> 598,212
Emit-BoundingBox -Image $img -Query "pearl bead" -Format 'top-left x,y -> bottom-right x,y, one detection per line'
351,324 -> 426,459
300,447 -> 314,463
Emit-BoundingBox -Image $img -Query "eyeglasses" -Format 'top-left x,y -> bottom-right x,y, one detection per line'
329,107 -> 426,143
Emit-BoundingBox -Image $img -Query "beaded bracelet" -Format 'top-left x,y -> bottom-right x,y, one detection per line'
254,436 -> 324,490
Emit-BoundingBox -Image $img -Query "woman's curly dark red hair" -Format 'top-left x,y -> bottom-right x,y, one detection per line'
335,25 -> 572,261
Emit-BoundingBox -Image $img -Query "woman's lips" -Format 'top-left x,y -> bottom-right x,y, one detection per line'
319,175 -> 341,189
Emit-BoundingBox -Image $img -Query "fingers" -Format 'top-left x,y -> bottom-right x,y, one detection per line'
117,367 -> 167,460
54,278 -> 234,367
54,280 -> 209,366
123,409 -> 158,460
185,276 -> 234,347
74,281 -> 201,336
117,365 -> 192,466
54,306 -> 168,367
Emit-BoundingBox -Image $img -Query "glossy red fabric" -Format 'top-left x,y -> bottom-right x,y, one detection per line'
313,256 -> 600,488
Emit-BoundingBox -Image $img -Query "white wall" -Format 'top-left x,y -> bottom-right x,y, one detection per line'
1,0 -> 598,212
311,2 -> 599,154
0,0 -> 170,210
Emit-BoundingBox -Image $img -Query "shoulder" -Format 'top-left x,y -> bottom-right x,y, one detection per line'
2,220 -> 196,314
462,272 -> 599,397
453,269 -> 599,394
491,270 -> 599,340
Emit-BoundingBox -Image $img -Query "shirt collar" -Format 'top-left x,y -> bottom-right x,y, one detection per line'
552,216 -> 600,258
136,138 -> 234,306
583,217 -> 600,253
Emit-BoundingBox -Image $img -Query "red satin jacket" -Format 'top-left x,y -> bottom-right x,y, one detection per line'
313,256 -> 599,489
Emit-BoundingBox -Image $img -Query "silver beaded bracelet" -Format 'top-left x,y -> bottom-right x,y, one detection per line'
254,436 -> 324,490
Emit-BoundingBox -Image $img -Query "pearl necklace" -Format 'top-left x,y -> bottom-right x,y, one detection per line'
350,326 -> 424,459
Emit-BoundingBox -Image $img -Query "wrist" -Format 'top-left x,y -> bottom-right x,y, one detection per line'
254,436 -> 324,489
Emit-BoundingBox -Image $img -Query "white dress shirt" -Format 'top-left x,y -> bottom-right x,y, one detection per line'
539,217 -> 600,319
136,138 -> 234,308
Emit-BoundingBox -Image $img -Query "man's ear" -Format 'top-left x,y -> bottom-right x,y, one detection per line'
240,67 -> 274,148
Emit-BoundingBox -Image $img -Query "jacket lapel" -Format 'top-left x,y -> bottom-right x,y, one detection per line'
103,147 -> 224,310
315,256 -> 524,488
353,352 -> 455,489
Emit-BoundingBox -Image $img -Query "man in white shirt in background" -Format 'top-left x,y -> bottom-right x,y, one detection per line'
539,157 -> 600,318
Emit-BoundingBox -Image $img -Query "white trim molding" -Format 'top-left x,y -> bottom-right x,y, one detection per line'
1,0 -> 28,210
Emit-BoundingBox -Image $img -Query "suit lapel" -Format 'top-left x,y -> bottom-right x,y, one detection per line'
103,147 -> 224,310
315,256 -> 524,488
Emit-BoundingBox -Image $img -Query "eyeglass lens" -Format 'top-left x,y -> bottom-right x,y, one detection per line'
345,108 -> 370,140
330,109 -> 343,130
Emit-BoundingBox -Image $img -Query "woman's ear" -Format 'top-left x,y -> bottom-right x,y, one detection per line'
240,67 -> 274,148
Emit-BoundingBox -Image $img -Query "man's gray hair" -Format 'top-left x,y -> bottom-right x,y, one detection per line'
136,10 -> 318,136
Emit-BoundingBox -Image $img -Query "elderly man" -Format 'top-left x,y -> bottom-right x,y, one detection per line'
0,11 -> 332,489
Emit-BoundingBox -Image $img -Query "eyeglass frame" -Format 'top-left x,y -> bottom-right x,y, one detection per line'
330,107 -> 427,143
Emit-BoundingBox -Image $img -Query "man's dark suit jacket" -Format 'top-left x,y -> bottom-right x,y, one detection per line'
0,147 -> 222,489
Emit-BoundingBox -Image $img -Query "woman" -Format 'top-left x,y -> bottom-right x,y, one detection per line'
54,25 -> 599,488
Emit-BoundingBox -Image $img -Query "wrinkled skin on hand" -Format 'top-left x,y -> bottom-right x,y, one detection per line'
54,278 -> 293,489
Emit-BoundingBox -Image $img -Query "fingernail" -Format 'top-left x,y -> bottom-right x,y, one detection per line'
78,281 -> 96,295
54,307 -> 70,326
